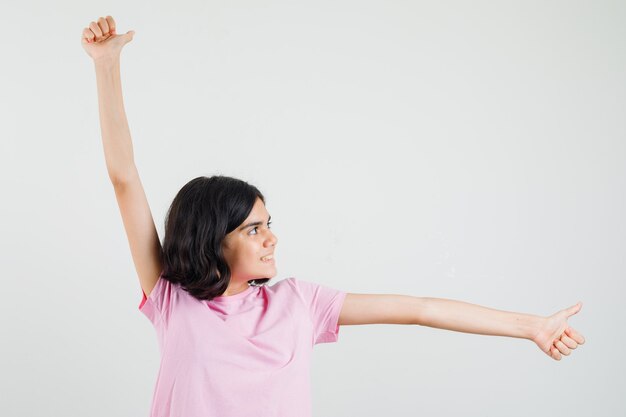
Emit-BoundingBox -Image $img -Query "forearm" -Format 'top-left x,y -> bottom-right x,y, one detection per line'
420,297 -> 543,340
94,56 -> 136,184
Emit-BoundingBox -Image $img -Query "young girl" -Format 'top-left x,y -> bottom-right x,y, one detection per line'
81,15 -> 586,417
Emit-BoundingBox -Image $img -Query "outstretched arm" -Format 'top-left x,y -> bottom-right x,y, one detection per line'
338,293 -> 585,361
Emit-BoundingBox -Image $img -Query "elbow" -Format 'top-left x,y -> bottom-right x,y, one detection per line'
108,166 -> 138,187
412,296 -> 431,326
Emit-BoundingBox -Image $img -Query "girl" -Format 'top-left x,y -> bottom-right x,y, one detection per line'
81,15 -> 586,417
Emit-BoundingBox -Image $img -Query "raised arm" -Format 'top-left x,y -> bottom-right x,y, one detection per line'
82,16 -> 162,298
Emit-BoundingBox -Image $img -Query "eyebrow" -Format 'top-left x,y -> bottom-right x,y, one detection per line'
240,215 -> 271,231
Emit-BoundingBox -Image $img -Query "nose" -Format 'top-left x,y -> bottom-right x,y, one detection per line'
264,229 -> 277,247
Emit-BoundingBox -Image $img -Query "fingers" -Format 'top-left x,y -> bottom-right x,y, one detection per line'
106,16 -> 116,34
83,16 -> 115,43
97,16 -> 110,35
566,327 -> 586,345
554,340 -> 571,356
547,328 -> 586,361
559,334 -> 578,350
82,27 -> 95,43
89,21 -> 103,39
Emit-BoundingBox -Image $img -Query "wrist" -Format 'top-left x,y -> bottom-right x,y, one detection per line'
526,315 -> 545,341
93,55 -> 121,69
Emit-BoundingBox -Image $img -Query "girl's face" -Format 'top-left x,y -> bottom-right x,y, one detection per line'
221,197 -> 278,293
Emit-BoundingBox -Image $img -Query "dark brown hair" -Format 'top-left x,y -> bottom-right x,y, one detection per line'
160,175 -> 271,301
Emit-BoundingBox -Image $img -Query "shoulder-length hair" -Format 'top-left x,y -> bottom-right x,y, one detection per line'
160,175 -> 270,301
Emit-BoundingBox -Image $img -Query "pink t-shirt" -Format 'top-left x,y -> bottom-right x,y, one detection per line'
138,275 -> 347,417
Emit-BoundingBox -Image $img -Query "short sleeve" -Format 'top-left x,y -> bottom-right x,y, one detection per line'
290,278 -> 347,345
138,274 -> 173,328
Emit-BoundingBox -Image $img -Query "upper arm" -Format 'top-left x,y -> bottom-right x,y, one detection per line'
338,293 -> 428,326
112,171 -> 163,299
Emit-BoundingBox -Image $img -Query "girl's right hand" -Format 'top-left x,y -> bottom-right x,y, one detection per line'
81,16 -> 135,62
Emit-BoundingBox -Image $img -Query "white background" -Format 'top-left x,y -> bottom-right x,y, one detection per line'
1,0 -> 623,416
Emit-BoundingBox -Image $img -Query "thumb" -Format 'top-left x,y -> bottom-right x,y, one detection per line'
566,301 -> 583,317
122,30 -> 135,43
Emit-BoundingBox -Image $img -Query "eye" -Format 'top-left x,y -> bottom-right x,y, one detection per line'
249,221 -> 272,235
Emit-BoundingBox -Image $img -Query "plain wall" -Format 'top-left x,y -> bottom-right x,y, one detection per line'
1,0 -> 624,416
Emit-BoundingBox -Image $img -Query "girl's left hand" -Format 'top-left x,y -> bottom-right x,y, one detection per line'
532,302 -> 586,360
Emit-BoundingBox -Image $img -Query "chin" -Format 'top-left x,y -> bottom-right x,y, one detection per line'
261,269 -> 277,279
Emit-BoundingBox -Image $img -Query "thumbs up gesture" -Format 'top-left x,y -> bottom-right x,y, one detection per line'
81,16 -> 135,62
532,302 -> 586,360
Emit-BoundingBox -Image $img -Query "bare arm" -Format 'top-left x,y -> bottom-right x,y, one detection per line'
420,297 -> 541,339
338,294 -> 541,337
82,16 -> 137,183
94,56 -> 136,183
82,17 -> 162,298
339,293 -> 586,361
421,297 -> 585,360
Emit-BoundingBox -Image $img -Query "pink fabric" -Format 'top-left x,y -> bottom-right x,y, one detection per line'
138,275 -> 347,417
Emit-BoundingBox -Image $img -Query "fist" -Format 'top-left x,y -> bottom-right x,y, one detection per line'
81,16 -> 135,61
532,302 -> 586,361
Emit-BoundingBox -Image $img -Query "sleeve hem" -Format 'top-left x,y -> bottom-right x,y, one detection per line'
137,275 -> 166,327
315,291 -> 347,344
139,289 -> 148,310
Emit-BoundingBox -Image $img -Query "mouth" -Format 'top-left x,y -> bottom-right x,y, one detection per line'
260,255 -> 274,263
